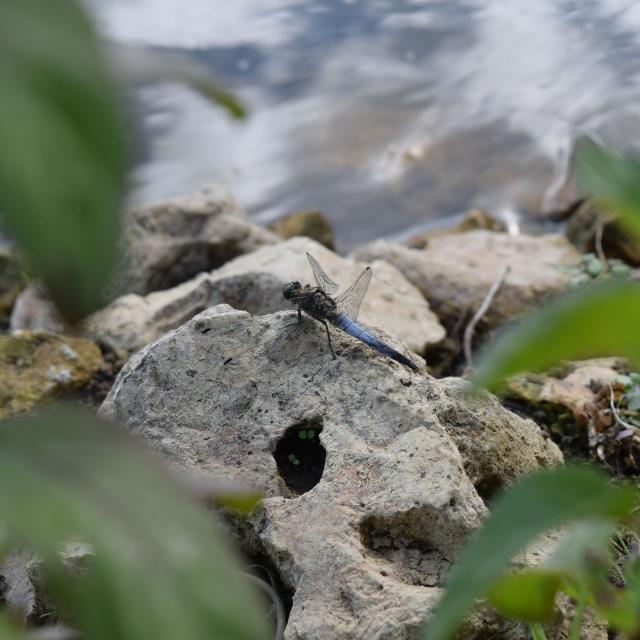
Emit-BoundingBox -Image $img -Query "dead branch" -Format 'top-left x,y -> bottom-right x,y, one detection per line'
463,266 -> 511,369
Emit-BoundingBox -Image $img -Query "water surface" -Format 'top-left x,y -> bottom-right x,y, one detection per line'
89,0 -> 640,249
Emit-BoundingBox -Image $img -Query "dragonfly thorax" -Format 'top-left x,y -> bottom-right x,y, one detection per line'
282,280 -> 339,321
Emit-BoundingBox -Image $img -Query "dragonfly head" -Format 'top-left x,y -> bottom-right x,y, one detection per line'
282,280 -> 302,300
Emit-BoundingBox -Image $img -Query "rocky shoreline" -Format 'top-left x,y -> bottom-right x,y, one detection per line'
1,184 -> 638,639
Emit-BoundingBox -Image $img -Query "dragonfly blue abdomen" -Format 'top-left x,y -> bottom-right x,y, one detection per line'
334,313 -> 418,372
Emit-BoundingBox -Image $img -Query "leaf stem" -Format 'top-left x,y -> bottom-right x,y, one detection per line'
529,623 -> 547,640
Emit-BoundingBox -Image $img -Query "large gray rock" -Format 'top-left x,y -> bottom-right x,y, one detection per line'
100,306 -> 563,639
210,237 -> 446,355
121,184 -> 278,295
353,231 -> 580,330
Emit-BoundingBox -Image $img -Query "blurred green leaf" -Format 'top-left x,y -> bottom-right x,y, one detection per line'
474,281 -> 640,390
213,492 -> 262,514
529,623 -> 547,640
600,560 -> 640,634
545,520 -> 614,575
0,613 -> 29,639
0,1 -> 127,321
423,466 -> 636,640
180,77 -> 246,120
575,138 -> 640,239
107,45 -> 246,119
488,570 -> 563,622
180,475 -> 262,514
0,406 -> 268,640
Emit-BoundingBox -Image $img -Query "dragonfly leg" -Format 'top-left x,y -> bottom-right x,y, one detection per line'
297,307 -> 302,323
319,319 -> 336,359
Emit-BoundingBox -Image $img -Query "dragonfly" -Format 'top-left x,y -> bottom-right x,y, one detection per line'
225,253 -> 418,371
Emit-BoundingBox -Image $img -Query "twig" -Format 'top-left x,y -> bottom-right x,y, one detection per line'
463,266 -> 511,369
594,219 -> 609,271
608,384 -> 638,440
243,572 -> 286,640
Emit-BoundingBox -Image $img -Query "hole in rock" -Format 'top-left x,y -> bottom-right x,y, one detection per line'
360,514 -> 451,588
274,421 -> 326,494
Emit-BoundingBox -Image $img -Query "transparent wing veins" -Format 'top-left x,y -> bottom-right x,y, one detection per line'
335,266 -> 372,321
252,296 -> 308,317
222,318 -> 307,364
306,252 -> 339,295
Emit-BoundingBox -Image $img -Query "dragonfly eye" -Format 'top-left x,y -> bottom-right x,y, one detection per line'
282,281 -> 302,299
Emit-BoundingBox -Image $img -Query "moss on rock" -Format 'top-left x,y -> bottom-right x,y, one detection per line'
0,331 -> 103,420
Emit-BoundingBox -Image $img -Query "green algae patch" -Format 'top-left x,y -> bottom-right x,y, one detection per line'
0,331 -> 103,419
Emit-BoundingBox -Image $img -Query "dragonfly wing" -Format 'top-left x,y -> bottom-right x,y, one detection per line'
222,316 -> 306,364
335,266 -> 372,321
306,252 -> 339,295
253,293 -> 318,317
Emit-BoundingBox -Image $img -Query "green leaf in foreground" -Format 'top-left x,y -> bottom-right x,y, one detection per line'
0,0 -> 127,321
575,137 -> 640,239
0,614 -> 29,640
474,281 -> 640,390
0,406 -> 268,640
488,570 -> 564,622
107,45 -> 246,119
422,466 -> 636,640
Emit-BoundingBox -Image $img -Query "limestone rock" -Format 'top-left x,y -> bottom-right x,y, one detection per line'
269,209 -> 335,249
0,246 -> 28,326
0,332 -> 102,420
86,273 -> 218,358
502,358 -> 627,425
121,184 -> 278,295
99,306 -> 561,639
353,231 -> 580,330
429,378 -> 563,498
10,283 -> 67,334
0,550 -> 37,622
210,237 -> 446,355
0,544 -> 93,624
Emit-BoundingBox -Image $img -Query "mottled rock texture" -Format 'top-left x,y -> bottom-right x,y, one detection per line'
121,184 -> 278,295
88,237 -> 445,359
0,332 -> 102,420
85,273 -> 218,358
353,231 -> 580,331
100,306 -> 562,639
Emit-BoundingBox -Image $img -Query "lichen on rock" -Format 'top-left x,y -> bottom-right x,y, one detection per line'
0,332 -> 103,420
